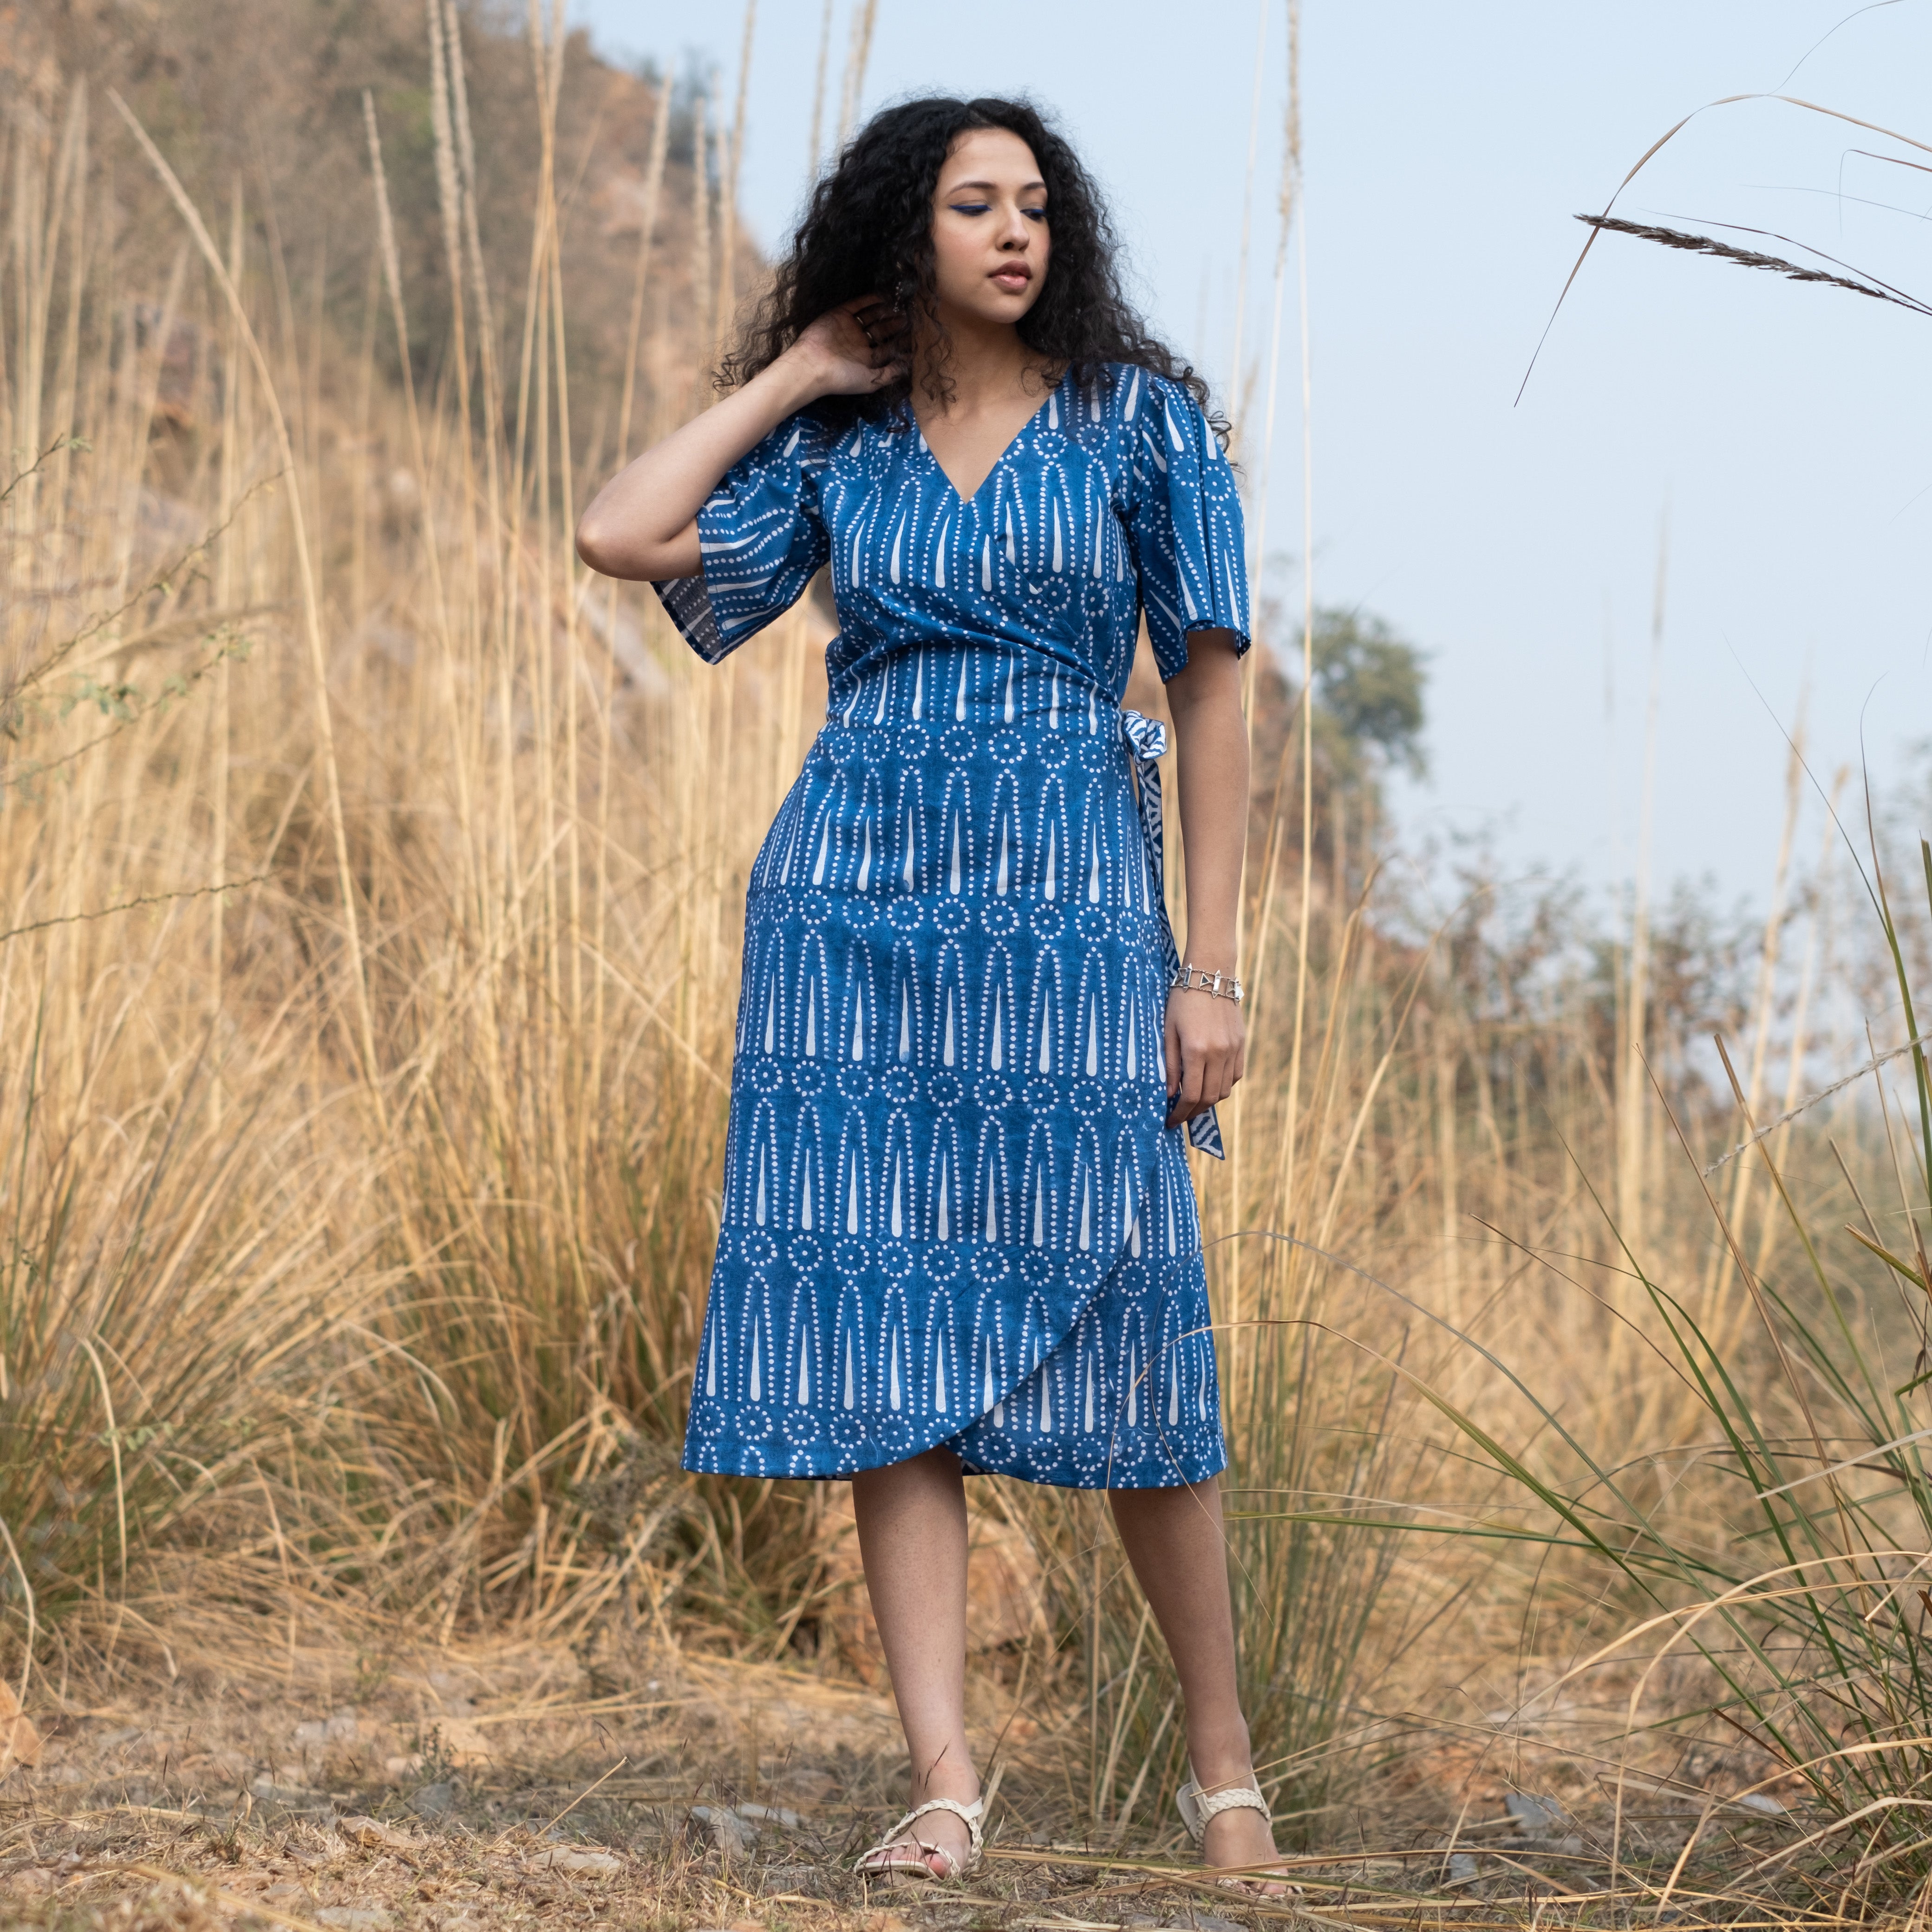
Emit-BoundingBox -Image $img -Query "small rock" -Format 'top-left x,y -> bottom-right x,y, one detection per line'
316,1912 -> 389,1930
762,1864 -> 826,1895
1444,1851 -> 1480,1883
1503,1792 -> 1565,1835
409,1780 -> 459,1820
527,1847 -> 623,1876
736,1800 -> 803,1829
1736,1792 -> 1787,1815
689,1803 -> 754,1855
249,1774 -> 329,1807
426,1717 -> 493,1765
2,1870 -> 56,1899
294,1710 -> 360,1749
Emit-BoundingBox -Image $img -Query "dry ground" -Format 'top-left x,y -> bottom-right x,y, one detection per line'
0,1625 -> 1825,1932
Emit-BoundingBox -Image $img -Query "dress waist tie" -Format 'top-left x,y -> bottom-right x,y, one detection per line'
1120,708 -> 1226,1160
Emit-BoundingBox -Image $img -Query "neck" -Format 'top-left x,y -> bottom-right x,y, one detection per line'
914,308 -> 1035,413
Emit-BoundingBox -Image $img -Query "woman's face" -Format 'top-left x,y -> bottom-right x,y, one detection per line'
926,126 -> 1050,331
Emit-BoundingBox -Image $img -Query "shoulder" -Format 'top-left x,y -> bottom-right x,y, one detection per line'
775,408 -> 840,462
1094,366 -> 1208,446
799,401 -> 902,469
1142,371 -> 1213,434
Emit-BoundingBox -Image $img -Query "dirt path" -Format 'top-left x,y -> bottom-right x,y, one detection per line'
0,1628 -> 1807,1929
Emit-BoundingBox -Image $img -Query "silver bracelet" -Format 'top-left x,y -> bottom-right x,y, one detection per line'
1169,962 -> 1244,1004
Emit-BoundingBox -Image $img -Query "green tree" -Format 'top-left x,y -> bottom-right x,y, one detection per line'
1312,607 -> 1428,782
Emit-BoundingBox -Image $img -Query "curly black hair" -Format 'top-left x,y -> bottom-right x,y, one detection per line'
718,94 -> 1225,443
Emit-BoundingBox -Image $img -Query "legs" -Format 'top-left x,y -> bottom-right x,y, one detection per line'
850,1452 -> 1277,1884
850,1446 -> 980,1876
1110,1478 -> 1286,1885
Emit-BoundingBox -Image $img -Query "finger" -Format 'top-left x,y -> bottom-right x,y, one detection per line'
1210,1047 -> 1234,1102
1196,1052 -> 1223,1107
1178,1055 -> 1207,1120
1163,1008 -> 1182,1099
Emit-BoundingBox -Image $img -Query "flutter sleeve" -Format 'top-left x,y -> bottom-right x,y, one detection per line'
1125,375 -> 1251,680
652,412 -> 833,663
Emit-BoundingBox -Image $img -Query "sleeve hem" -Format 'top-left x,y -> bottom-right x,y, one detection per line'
1153,618 -> 1253,683
651,570 -> 741,665
653,491 -> 820,664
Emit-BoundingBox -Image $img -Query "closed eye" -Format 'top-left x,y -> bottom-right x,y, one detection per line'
947,202 -> 1050,220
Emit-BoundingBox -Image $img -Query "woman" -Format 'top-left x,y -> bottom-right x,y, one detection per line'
578,95 -> 1284,1892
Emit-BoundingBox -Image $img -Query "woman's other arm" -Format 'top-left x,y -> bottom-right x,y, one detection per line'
1162,629 -> 1249,1129
575,299 -> 902,581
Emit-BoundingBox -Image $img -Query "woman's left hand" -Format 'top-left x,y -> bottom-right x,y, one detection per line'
1164,984 -> 1245,1131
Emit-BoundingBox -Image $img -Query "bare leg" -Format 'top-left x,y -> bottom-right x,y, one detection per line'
851,1447 -> 980,1875
1110,1478 -> 1287,1887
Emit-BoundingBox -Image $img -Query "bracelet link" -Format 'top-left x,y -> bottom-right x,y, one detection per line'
1168,961 -> 1244,1005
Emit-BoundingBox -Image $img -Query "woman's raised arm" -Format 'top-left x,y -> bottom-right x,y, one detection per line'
575,298 -> 903,582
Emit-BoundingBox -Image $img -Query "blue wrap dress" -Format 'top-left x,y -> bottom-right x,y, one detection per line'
655,362 -> 1249,1489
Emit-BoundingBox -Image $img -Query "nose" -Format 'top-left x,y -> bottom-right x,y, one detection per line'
997,202 -> 1030,250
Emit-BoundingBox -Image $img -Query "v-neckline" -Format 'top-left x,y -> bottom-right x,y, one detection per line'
914,373 -> 1064,509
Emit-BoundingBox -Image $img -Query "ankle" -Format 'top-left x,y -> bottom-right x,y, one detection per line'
1187,1717 -> 1255,1790
910,1745 -> 979,1805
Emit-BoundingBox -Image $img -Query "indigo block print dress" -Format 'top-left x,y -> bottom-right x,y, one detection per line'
656,363 -> 1249,1489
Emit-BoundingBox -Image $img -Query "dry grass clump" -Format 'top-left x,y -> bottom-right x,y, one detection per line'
7,0 -> 1932,1919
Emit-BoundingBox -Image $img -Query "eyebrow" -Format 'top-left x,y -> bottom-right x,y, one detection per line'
945,178 -> 1048,195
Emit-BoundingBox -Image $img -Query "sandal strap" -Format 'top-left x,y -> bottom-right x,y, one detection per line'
1176,1766 -> 1271,1845
855,1795 -> 985,1876
1195,1782 -> 1270,1826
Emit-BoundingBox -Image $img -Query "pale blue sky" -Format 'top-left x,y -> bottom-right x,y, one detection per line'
568,0 -> 1932,907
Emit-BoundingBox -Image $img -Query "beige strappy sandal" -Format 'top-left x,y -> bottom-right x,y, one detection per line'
1176,1767 -> 1302,1899
854,1794 -> 984,1884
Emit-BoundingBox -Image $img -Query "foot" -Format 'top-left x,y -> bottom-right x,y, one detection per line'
1199,1788 -> 1299,1899
859,1772 -> 982,1882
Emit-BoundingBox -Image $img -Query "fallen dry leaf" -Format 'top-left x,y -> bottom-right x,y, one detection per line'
336,1814 -> 419,1852
526,1845 -> 625,1875
0,1675 -> 43,1771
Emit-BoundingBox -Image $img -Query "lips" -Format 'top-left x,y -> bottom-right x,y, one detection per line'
991,266 -> 1032,291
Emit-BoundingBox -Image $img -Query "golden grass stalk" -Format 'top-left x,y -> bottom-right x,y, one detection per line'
836,0 -> 878,151
106,87 -> 385,1133
808,0 -> 835,174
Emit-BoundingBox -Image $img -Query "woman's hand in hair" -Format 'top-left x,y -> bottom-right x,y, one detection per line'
785,296 -> 909,398
576,296 -> 903,581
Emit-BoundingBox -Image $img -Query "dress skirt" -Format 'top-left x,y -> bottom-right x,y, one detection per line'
655,363 -> 1251,1490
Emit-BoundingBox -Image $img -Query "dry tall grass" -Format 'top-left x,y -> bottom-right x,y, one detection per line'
6,2 -> 1932,1907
